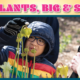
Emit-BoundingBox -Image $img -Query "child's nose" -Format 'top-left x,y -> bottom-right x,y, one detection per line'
31,39 -> 38,45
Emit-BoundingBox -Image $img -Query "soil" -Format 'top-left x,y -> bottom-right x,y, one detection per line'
54,17 -> 80,78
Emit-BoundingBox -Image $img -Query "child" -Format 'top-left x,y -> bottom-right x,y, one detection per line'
0,17 -> 59,64
0,20 -> 56,78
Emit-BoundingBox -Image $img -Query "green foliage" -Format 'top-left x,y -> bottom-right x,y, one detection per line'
59,32 -> 62,36
60,33 -> 72,53
77,29 -> 80,34
77,40 -> 80,44
12,24 -> 32,78
31,48 -> 36,78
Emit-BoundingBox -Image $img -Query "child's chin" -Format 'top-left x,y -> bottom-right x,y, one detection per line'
28,52 -> 36,57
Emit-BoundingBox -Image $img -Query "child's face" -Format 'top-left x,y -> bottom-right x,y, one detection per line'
25,36 -> 46,57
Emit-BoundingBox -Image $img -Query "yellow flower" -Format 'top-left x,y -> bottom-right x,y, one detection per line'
0,62 -> 12,78
56,64 -> 68,78
20,27 -> 32,38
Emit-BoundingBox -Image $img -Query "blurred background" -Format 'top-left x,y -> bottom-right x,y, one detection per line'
54,17 -> 80,77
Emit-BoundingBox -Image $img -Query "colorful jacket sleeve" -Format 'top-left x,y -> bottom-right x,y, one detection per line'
0,27 -> 17,51
0,46 -> 9,65
0,27 -> 14,65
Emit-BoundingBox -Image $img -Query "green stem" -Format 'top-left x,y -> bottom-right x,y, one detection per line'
22,57 -> 24,78
16,42 -> 19,78
24,67 -> 26,78
22,25 -> 26,29
22,38 -> 23,54
22,38 -> 24,78
11,44 -> 18,78
32,52 -> 35,78
25,51 -> 28,78
20,25 -> 27,32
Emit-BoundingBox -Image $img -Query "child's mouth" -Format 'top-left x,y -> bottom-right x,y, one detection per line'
29,47 -> 34,50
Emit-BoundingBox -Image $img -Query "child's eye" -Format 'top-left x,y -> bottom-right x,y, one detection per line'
29,36 -> 34,39
28,36 -> 35,41
39,39 -> 44,43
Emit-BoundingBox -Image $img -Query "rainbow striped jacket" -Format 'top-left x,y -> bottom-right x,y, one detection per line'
0,46 -> 56,78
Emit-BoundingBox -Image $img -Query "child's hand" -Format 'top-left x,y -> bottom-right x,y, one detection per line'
4,18 -> 29,35
69,53 -> 80,74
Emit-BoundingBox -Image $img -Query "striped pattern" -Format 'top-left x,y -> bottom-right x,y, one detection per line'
8,51 -> 55,78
